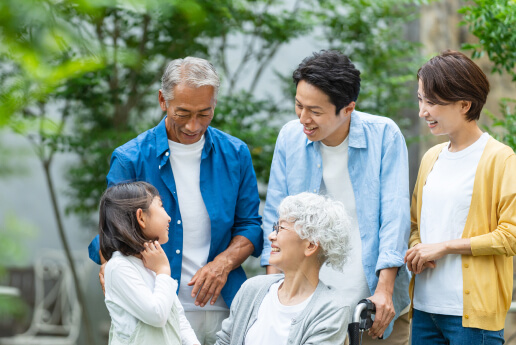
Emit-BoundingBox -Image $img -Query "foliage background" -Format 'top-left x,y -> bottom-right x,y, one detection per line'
1,0 -> 515,343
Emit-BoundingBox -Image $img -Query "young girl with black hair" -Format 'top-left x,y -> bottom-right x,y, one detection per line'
99,181 -> 200,345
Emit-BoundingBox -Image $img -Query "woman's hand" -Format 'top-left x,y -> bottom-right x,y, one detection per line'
404,243 -> 443,274
141,241 -> 171,276
404,239 -> 472,274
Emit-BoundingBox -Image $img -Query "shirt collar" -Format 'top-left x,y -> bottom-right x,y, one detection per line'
156,116 -> 169,158
155,116 -> 215,158
348,110 -> 367,149
304,110 -> 367,149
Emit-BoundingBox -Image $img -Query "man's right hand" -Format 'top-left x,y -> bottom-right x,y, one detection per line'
99,262 -> 107,296
266,265 -> 282,274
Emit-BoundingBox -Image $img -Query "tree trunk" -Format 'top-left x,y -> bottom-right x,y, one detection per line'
42,158 -> 96,345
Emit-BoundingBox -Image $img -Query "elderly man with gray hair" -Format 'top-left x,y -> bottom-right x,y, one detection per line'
88,57 -> 263,345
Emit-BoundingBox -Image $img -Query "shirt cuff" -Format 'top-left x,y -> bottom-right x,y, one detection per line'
88,236 -> 101,265
375,250 -> 405,276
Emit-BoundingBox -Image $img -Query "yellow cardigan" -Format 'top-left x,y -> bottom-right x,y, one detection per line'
409,137 -> 516,331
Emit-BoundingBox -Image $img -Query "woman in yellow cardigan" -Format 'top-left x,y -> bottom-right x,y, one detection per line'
404,50 -> 516,344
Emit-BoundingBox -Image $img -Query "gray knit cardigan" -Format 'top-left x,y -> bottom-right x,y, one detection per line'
215,274 -> 351,345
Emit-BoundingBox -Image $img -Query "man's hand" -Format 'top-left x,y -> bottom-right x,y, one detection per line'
99,250 -> 107,296
367,267 -> 397,339
188,235 -> 254,307
99,262 -> 107,296
189,257 -> 230,307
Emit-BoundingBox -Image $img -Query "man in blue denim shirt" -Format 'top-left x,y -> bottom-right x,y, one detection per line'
262,51 -> 410,344
89,57 -> 262,345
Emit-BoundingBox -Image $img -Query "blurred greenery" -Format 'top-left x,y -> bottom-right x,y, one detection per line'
1,1 -> 422,289
460,0 -> 516,82
0,214 -> 35,320
320,0 -> 422,127
460,0 -> 516,151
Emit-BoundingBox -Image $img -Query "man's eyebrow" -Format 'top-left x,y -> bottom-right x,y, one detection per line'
295,98 -> 323,110
175,107 -> 212,112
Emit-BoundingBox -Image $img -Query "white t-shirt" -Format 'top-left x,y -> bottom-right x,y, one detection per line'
414,133 -> 490,315
244,280 -> 314,345
168,136 -> 227,311
104,252 -> 199,345
318,137 -> 371,309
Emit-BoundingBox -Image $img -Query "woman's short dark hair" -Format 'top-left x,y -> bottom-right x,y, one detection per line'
99,181 -> 160,261
417,50 -> 490,122
292,50 -> 361,115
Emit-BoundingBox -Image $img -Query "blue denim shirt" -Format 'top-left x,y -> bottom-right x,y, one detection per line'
89,116 -> 263,307
261,111 -> 411,338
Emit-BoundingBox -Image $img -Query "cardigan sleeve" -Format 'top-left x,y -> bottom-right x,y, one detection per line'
409,166 -> 423,249
471,154 -> 516,256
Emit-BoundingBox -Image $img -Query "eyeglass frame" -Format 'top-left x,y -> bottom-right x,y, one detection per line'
272,221 -> 296,236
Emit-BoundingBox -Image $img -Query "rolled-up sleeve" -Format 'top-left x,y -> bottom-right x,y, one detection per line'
376,130 -> 410,274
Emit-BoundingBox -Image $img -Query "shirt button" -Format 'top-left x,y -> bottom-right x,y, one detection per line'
159,165 -> 162,169
176,249 -> 181,254
177,220 -> 181,225
165,151 -> 169,156
464,263 -> 469,268
465,290 -> 470,294
317,164 -> 321,168
465,314 -> 469,319
313,189 -> 316,193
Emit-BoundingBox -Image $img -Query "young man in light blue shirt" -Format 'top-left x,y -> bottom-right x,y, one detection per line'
262,50 -> 411,344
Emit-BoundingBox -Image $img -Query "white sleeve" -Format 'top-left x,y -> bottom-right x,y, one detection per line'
175,296 -> 200,345
107,261 -> 177,328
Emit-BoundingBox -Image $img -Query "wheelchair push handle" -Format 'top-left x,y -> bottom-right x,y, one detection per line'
348,299 -> 376,345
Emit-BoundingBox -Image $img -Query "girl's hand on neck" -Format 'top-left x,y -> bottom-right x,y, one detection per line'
141,241 -> 171,276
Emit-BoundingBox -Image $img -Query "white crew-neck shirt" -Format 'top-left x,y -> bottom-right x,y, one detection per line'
414,132 -> 490,315
244,279 -> 314,345
318,136 -> 371,309
168,136 -> 227,311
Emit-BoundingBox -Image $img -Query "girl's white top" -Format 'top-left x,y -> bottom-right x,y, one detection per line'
415,132 -> 489,315
104,251 -> 199,345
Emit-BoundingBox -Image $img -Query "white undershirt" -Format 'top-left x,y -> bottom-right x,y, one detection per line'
318,137 -> 371,309
168,136 -> 227,311
244,280 -> 314,345
414,133 -> 489,315
104,252 -> 199,345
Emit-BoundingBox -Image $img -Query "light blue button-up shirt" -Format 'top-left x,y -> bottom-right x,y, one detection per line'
261,111 -> 411,338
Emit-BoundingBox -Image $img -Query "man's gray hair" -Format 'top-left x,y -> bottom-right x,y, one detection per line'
161,57 -> 220,102
277,192 -> 352,270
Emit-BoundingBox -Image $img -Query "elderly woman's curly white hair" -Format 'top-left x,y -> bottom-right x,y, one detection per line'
277,192 -> 352,270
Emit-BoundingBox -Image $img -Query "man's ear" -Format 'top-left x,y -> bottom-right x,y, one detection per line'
339,101 -> 356,117
158,90 -> 167,112
136,208 -> 146,230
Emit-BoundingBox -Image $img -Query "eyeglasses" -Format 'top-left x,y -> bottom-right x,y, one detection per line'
272,222 -> 294,235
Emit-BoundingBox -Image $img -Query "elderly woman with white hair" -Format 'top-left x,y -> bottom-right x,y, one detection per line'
215,192 -> 353,345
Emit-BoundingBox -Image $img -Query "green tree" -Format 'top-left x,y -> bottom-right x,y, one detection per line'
320,0 -> 421,127
460,0 -> 516,151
